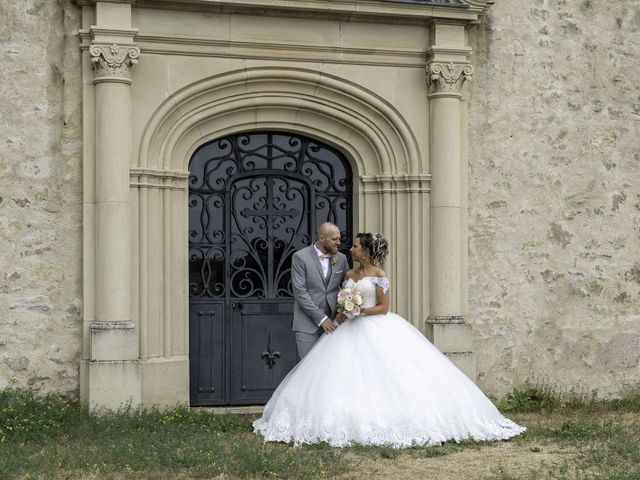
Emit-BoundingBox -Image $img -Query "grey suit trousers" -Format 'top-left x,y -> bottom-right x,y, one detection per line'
295,330 -> 322,360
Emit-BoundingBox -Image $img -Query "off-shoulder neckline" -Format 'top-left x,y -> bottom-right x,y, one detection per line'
349,276 -> 386,282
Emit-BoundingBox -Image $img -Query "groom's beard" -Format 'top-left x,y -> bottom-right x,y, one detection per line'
317,241 -> 338,255
324,244 -> 338,255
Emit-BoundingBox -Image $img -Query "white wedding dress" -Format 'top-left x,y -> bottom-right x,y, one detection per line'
253,277 -> 525,447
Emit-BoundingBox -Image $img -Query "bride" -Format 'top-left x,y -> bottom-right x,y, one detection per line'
253,232 -> 525,447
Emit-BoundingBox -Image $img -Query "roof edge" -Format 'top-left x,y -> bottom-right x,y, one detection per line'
75,0 -> 488,23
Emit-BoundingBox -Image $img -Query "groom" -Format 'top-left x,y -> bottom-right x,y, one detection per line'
291,222 -> 349,360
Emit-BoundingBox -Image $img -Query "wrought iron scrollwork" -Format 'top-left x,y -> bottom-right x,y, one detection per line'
188,132 -> 353,299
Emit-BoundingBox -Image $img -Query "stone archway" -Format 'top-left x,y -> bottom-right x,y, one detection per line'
130,66 -> 429,406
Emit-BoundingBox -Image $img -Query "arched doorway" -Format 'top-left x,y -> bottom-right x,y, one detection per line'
188,131 -> 353,405
123,66 -> 427,409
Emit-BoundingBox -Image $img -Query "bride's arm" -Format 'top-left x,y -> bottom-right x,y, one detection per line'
361,275 -> 390,316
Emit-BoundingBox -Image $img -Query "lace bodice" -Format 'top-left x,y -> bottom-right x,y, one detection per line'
344,276 -> 389,309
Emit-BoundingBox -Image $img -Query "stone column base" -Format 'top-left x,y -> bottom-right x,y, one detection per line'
425,319 -> 476,381
443,351 -> 476,381
141,356 -> 189,408
80,359 -> 142,412
90,321 -> 138,361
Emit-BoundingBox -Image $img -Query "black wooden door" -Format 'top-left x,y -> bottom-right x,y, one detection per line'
189,132 -> 353,406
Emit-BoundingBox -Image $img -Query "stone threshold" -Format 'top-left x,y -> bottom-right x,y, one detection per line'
193,405 -> 264,415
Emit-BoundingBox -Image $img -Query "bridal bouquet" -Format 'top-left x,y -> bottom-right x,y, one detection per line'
337,286 -> 364,320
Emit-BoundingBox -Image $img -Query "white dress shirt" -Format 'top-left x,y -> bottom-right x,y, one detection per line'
314,243 -> 331,277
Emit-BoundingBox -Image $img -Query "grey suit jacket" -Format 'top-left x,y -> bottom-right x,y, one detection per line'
291,245 -> 348,334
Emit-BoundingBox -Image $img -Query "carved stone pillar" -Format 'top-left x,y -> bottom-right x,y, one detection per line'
427,61 -> 471,323
85,1 -> 141,410
90,43 -> 139,335
425,32 -> 476,379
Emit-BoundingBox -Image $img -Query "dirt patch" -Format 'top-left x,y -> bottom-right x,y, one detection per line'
334,411 -> 640,480
335,440 -> 577,480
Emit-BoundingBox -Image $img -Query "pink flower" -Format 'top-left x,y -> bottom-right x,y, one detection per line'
337,286 -> 364,320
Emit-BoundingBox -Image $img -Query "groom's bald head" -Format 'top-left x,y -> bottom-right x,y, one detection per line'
317,222 -> 339,239
316,222 -> 341,254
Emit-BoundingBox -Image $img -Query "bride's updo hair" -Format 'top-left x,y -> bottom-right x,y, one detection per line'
356,232 -> 389,267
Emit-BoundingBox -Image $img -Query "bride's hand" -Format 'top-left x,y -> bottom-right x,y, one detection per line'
335,312 -> 346,324
320,318 -> 337,333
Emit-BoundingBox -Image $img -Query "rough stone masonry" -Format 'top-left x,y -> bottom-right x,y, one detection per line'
0,0 -> 82,398
468,0 -> 640,398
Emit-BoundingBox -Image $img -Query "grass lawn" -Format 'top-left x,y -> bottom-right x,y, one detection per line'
1,387 -> 639,479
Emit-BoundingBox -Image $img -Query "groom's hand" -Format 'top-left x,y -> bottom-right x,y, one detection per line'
320,318 -> 337,333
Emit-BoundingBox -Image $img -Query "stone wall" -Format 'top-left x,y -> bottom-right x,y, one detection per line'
468,0 -> 640,399
0,0 -> 82,398
1,0 -> 639,402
